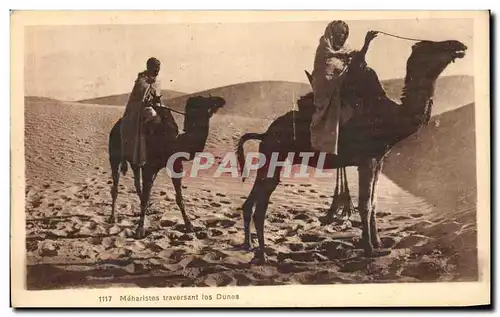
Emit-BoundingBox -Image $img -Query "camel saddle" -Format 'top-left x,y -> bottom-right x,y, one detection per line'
304,70 -> 363,125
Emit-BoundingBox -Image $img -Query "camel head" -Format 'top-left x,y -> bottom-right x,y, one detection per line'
206,95 -> 226,117
406,40 -> 467,79
183,95 -> 226,133
185,95 -> 225,117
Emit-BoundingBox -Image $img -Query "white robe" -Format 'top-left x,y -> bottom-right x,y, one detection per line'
310,32 -> 356,154
120,72 -> 161,166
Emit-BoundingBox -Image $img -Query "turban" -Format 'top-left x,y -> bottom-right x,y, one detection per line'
323,20 -> 349,48
325,20 -> 349,39
146,57 -> 161,69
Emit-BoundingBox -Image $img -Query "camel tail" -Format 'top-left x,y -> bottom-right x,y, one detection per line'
235,132 -> 266,182
109,118 -> 128,176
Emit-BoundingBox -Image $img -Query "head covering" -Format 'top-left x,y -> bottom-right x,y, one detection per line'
322,20 -> 349,49
146,57 -> 161,70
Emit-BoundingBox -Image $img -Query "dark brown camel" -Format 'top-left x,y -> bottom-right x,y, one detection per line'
235,40 -> 467,264
108,95 -> 225,238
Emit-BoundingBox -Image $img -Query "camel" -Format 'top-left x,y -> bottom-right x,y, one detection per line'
108,95 -> 226,238
235,40 -> 467,264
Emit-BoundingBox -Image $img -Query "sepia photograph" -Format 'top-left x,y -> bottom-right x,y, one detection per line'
10,10 -> 490,307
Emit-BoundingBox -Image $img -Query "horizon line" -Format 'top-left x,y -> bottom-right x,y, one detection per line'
25,74 -> 474,102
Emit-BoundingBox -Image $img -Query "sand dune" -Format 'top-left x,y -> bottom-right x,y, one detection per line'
383,103 -> 477,279
25,96 -> 63,104
78,89 -> 187,107
24,84 -> 478,289
384,103 -> 476,212
37,74 -> 474,121
161,75 -> 473,120
165,81 -> 312,121
381,75 -> 474,116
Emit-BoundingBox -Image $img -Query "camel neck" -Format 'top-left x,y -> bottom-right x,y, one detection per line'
179,124 -> 210,154
399,73 -> 437,126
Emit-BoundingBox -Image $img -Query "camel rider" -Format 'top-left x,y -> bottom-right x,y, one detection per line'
310,20 -> 378,154
120,57 -> 163,167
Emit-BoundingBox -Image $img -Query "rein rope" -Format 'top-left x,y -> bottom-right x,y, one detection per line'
165,106 -> 186,116
374,30 -> 435,42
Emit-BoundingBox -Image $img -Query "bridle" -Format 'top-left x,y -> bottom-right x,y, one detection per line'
373,30 -> 436,42
164,106 -> 186,116
159,93 -> 218,116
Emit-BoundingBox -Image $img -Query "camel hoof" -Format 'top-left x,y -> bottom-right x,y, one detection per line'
184,222 -> 194,233
319,215 -> 335,225
243,242 -> 254,251
372,238 -> 383,249
250,252 -> 268,265
235,241 -> 254,251
359,238 -> 374,257
135,227 -> 146,239
107,215 -> 117,224
373,248 -> 392,257
363,245 -> 374,258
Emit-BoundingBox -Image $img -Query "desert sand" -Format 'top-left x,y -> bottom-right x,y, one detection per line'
24,77 -> 478,290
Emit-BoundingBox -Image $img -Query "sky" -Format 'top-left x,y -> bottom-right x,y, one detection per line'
24,18 -> 474,101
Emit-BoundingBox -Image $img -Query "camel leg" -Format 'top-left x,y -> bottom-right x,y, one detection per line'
136,165 -> 157,239
147,171 -> 159,213
171,161 -> 193,232
131,165 -> 142,203
357,159 -> 377,257
172,177 -> 193,233
370,159 -> 383,248
131,165 -> 155,213
251,168 -> 280,265
108,156 -> 121,224
242,182 -> 259,250
341,167 -> 355,218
